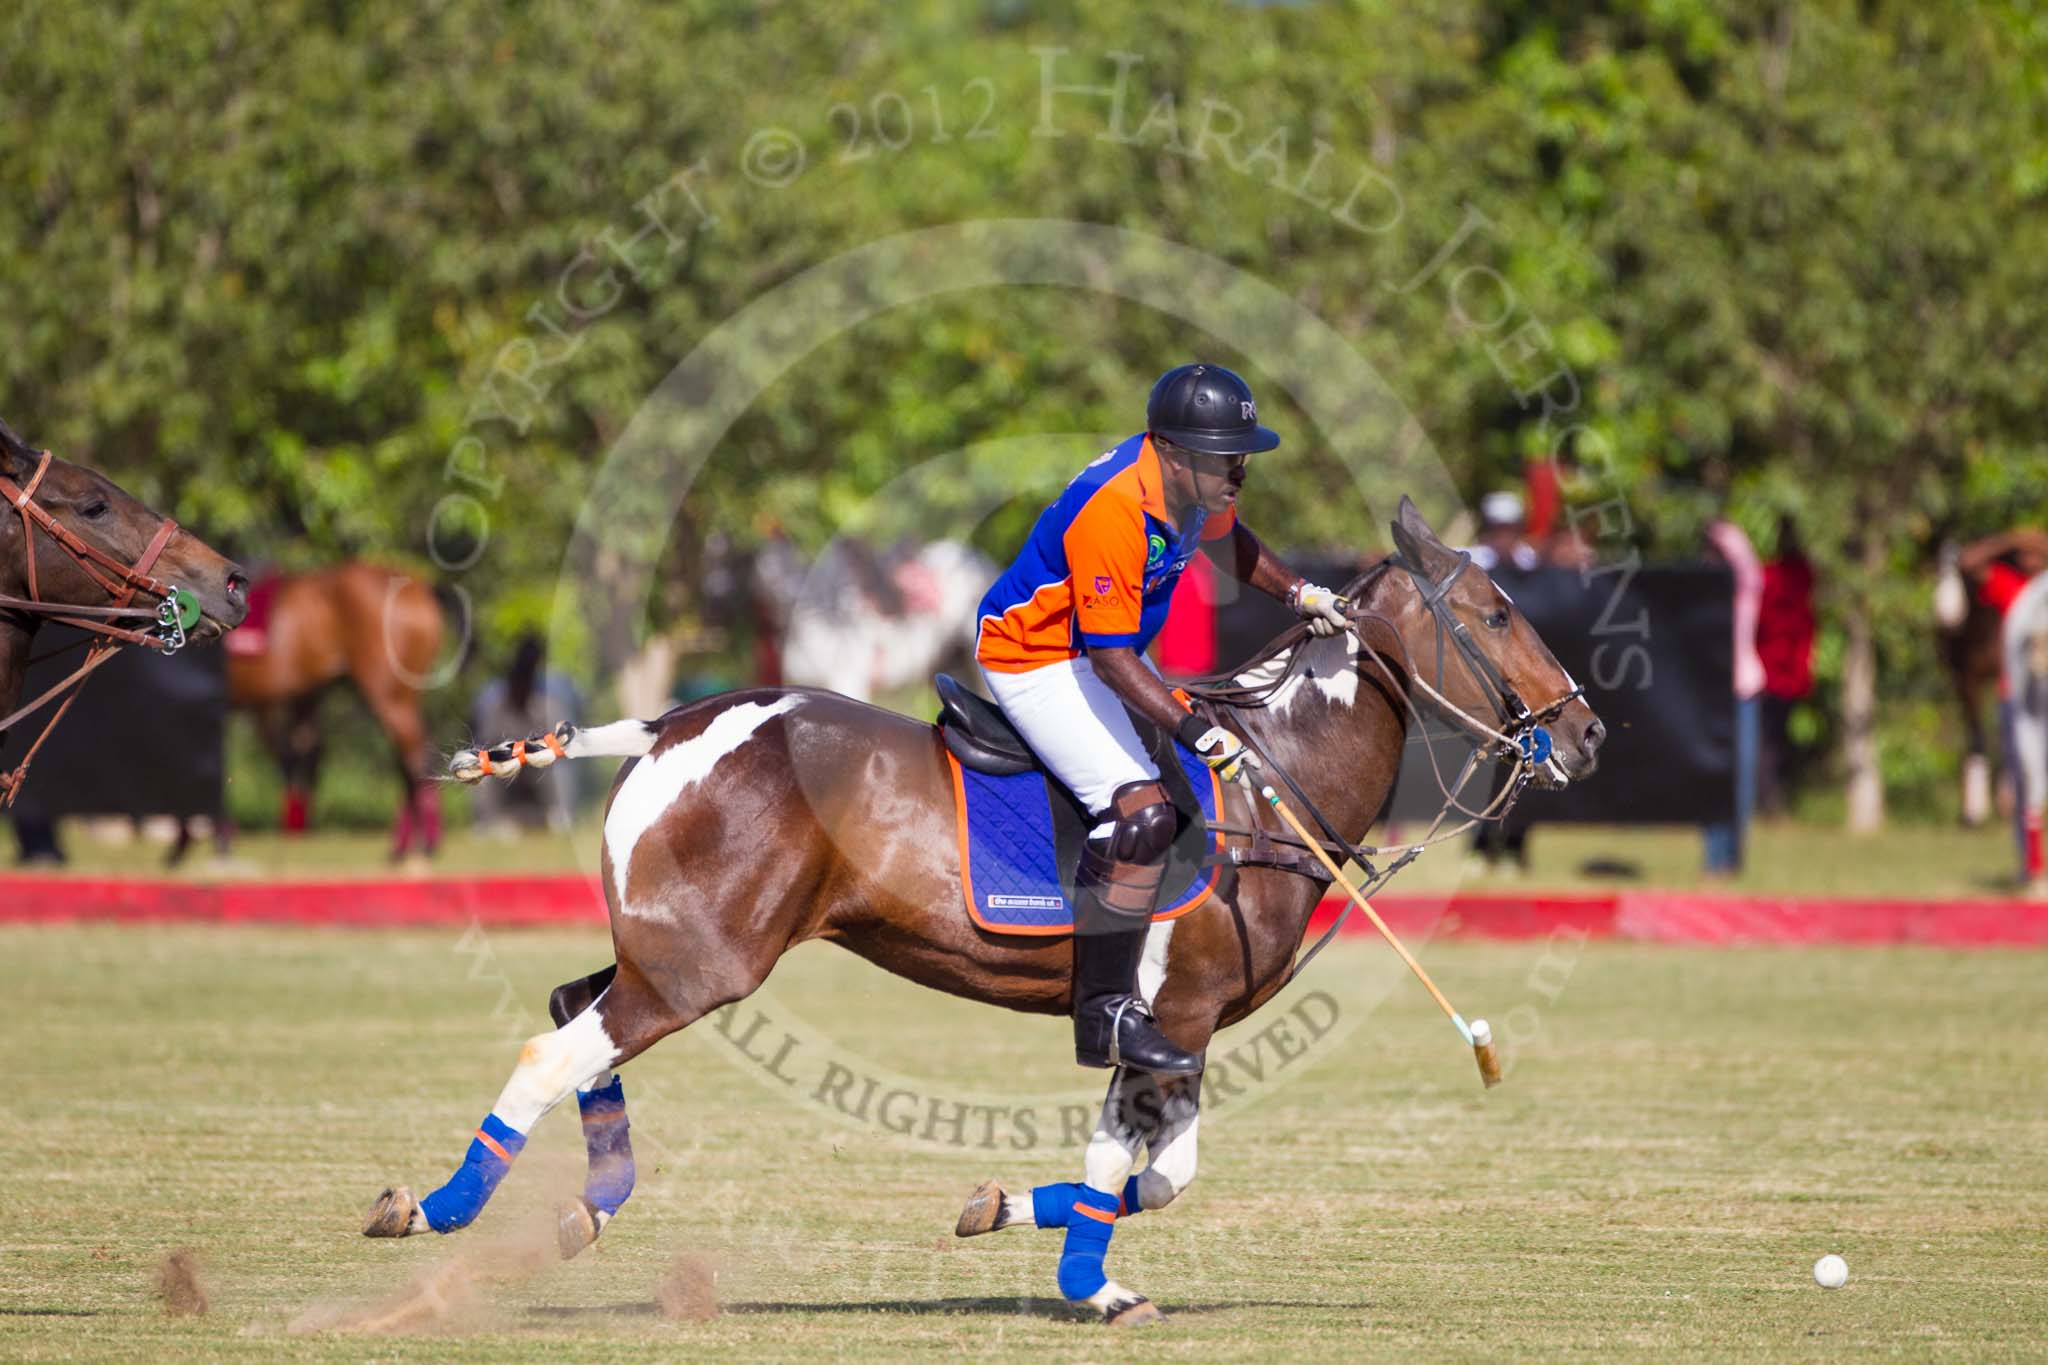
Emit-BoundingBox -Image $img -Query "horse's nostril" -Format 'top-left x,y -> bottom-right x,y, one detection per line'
226,571 -> 249,607
1582,719 -> 1607,755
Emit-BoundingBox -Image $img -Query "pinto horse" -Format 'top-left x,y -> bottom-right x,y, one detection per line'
217,563 -> 451,859
0,418 -> 248,802
363,498 -> 1603,1324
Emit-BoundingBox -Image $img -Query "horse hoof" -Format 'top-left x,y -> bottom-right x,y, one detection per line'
1105,1294 -> 1163,1327
558,1197 -> 601,1260
954,1179 -> 1010,1238
362,1185 -> 425,1238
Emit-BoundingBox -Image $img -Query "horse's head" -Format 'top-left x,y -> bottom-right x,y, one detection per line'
0,419 -> 249,641
1373,495 -> 1604,787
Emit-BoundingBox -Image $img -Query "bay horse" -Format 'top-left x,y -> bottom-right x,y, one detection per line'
0,417 -> 249,802
363,498 -> 1604,1324
210,563 -> 450,860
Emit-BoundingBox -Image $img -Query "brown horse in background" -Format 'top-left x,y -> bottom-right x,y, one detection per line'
209,563 -> 452,860
363,498 -> 1604,1324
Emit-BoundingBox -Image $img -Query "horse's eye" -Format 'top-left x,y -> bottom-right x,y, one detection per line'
1485,608 -> 1509,630
82,500 -> 109,520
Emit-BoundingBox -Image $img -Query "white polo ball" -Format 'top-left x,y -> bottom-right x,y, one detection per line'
1813,1254 -> 1847,1289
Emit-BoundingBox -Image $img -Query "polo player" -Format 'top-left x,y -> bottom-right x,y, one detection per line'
975,363 -> 1347,1075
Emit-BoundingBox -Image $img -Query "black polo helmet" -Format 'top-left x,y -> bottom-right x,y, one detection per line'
1146,363 -> 1280,457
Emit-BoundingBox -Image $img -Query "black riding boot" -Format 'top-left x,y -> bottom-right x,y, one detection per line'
1072,898 -> 1204,1076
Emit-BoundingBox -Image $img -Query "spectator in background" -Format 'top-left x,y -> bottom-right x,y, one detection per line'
470,633 -> 582,835
1955,532 -> 2048,869
748,523 -> 803,686
1756,515 -> 1816,818
9,811 -> 65,865
1703,515 -> 1765,875
1468,490 -> 1542,574
1466,490 -> 1539,874
2000,572 -> 2048,893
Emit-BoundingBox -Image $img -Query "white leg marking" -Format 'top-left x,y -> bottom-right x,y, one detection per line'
1083,1068 -> 1144,1195
603,696 -> 803,917
491,1004 -> 622,1134
1136,1110 -> 1199,1210
1136,920 -> 1174,1006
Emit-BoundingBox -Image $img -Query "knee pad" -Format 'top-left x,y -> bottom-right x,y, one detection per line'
1102,780 -> 1176,864
1078,781 -> 1176,917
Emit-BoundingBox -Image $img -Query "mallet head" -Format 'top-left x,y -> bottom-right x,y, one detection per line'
1471,1017 -> 1502,1088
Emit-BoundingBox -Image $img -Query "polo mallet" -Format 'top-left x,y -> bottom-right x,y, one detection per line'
1258,783 -> 1502,1088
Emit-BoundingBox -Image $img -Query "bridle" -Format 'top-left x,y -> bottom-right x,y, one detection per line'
1184,545 -> 1588,979
1392,544 -> 1583,774
0,447 -> 200,806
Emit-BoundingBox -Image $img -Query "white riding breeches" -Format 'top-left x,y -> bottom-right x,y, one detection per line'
982,655 -> 1162,831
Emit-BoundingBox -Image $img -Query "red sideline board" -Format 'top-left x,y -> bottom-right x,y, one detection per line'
3,874 -> 2047,945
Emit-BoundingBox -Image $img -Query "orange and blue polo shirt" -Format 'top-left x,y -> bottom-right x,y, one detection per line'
976,434 -> 1235,673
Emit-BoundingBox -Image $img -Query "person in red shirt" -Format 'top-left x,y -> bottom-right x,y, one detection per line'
1756,516 -> 1816,817
1950,532 -> 2048,878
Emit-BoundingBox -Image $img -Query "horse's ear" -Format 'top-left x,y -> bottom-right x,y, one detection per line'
0,417 -> 25,480
1389,495 -> 1451,569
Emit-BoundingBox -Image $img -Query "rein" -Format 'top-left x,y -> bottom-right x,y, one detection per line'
1181,548 -> 1580,983
0,448 -> 197,807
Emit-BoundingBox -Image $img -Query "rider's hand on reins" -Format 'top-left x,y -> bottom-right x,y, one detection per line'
1288,580 -> 1350,636
1178,717 -> 1257,785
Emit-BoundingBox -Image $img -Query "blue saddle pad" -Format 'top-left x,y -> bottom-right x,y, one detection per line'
947,740 -> 1223,935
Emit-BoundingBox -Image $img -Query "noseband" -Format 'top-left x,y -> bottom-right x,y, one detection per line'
0,447 -> 199,806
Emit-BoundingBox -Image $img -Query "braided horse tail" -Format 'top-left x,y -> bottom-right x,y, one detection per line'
448,718 -> 659,785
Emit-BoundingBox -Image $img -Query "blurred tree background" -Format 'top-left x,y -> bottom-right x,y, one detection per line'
3,0 -> 2044,827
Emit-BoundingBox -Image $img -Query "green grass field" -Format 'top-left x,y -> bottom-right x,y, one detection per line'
20,814 -> 2032,900
2,924 -> 2043,1360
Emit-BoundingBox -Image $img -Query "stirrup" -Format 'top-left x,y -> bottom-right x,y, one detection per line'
1105,996 -> 1143,1070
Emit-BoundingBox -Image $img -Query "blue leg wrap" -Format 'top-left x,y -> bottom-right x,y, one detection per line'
1053,1184 -> 1121,1302
417,1113 -> 525,1233
1032,1177 -> 1143,1228
577,1076 -> 635,1216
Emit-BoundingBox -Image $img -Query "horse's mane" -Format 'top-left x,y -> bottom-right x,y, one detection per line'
1184,555 -> 1396,707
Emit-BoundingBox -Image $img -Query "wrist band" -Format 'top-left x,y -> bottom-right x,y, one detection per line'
1175,714 -> 1210,751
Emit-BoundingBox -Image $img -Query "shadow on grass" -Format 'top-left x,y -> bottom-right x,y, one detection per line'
527,1296 -> 1345,1323
0,1308 -> 102,1317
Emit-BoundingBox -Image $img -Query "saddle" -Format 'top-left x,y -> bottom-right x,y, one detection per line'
934,673 -> 1340,904
935,674 -> 1035,775
932,673 -> 1220,933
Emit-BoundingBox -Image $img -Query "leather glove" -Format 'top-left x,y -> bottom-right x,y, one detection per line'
1177,716 -> 1257,784
1289,580 -> 1350,636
